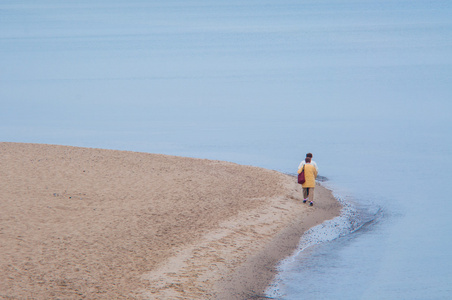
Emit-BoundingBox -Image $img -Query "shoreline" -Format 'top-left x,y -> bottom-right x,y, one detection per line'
0,142 -> 341,299
213,183 -> 341,299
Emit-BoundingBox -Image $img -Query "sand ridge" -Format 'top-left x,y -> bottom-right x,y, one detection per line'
0,142 -> 341,299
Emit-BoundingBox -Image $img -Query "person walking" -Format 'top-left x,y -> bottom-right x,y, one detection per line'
298,157 -> 318,206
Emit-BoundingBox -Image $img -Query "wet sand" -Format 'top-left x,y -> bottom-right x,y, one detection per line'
0,142 -> 341,299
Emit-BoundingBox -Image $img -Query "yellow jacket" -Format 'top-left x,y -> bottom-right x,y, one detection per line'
298,163 -> 317,188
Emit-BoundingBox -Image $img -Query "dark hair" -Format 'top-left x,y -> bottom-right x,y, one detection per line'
305,157 -> 311,163
306,153 -> 313,158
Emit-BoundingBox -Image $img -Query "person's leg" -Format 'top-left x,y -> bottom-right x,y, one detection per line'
303,188 -> 309,203
309,187 -> 315,206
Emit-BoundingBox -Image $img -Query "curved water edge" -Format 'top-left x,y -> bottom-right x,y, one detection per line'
265,181 -> 383,299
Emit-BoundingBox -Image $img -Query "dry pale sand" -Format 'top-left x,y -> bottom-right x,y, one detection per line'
0,142 -> 341,299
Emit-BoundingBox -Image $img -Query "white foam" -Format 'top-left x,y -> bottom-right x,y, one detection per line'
266,196 -> 378,298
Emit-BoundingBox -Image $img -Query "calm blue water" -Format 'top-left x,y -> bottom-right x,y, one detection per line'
1,1 -> 451,299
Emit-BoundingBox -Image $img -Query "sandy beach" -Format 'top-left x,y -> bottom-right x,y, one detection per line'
0,142 -> 341,299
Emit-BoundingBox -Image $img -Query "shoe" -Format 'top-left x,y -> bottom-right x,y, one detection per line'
303,199 -> 307,203
309,201 -> 314,206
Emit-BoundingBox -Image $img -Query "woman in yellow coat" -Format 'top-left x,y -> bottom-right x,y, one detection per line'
298,157 -> 318,206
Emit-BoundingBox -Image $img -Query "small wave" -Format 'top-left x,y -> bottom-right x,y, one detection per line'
266,195 -> 382,298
